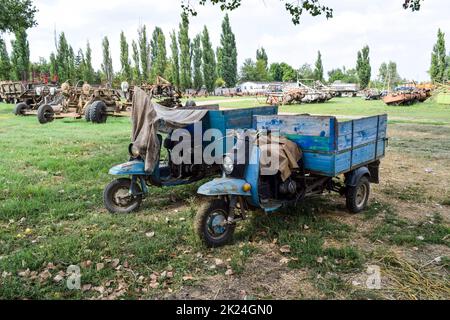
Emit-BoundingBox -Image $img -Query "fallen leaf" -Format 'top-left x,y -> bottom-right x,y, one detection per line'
416,236 -> 425,241
225,269 -> 234,276
149,282 -> 159,289
18,269 -> 30,277
280,245 -> 291,254
182,275 -> 194,281
214,258 -> 224,266
317,257 -> 324,264
39,270 -> 52,281
111,259 -> 120,268
24,228 -> 33,235
53,274 -> 64,283
96,263 -> 105,271
145,232 -> 155,238
280,258 -> 290,265
82,284 -> 92,292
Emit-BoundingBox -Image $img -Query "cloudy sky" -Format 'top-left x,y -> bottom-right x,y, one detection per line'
4,0 -> 450,81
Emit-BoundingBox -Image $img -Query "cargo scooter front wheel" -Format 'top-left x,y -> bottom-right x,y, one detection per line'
104,178 -> 142,214
195,200 -> 236,248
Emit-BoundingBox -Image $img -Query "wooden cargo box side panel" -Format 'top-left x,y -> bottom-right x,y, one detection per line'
336,115 -> 387,174
255,115 -> 337,176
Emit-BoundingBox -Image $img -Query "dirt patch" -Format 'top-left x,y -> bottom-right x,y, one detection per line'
172,245 -> 323,300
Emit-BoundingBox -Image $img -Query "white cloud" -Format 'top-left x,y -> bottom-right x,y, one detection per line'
3,0 -> 450,81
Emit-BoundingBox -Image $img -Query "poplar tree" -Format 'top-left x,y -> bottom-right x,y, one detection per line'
138,25 -> 150,81
84,41 -> 95,83
169,30 -> 180,88
356,45 -> 371,89
101,36 -> 114,84
10,28 -> 30,81
201,26 -> 216,92
192,34 -> 203,90
217,14 -> 237,87
178,13 -> 192,90
132,40 -> 141,83
150,27 -> 167,81
0,37 -> 11,80
120,31 -> 132,81
314,51 -> 324,82
430,29 -> 448,83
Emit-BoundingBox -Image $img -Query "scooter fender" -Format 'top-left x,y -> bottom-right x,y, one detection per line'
109,160 -> 149,176
198,178 -> 252,197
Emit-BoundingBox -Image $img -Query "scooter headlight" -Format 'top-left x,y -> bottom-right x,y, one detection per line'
128,144 -> 140,158
222,155 -> 234,175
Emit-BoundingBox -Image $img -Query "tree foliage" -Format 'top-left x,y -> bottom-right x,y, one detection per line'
120,31 -> 132,81
201,26 -> 216,93
169,31 -> 180,88
83,41 -> 95,83
314,50 -> 324,81
101,36 -> 114,84
430,29 -> 448,83
356,45 -> 371,89
378,61 -> 401,89
181,0 -> 424,25
192,34 -> 203,90
178,13 -> 192,91
0,37 -> 11,80
150,27 -> 167,81
328,67 -> 358,83
10,28 -> 30,81
138,25 -> 150,82
131,40 -> 141,83
217,14 -> 238,87
0,0 -> 37,33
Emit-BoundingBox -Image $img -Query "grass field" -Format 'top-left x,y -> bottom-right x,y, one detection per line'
0,97 -> 449,300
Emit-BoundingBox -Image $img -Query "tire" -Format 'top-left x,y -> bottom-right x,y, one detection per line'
185,100 -> 197,108
14,102 -> 28,116
103,178 -> 143,214
37,104 -> 55,124
84,105 -> 91,122
346,176 -> 370,213
195,199 -> 235,248
89,100 -> 108,123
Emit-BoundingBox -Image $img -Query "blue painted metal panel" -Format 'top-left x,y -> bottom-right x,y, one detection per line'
253,114 -> 387,177
109,161 -> 150,176
197,177 -> 252,196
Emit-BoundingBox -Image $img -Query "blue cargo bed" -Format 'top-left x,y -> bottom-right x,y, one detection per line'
254,114 -> 388,177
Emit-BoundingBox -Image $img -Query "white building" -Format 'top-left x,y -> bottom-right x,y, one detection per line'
237,81 -> 299,94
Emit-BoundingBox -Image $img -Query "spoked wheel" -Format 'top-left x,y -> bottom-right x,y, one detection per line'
346,176 -> 370,213
103,178 -> 143,214
37,104 -> 55,124
195,200 -> 235,247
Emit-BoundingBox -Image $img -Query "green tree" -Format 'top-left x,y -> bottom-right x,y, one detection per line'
217,14 -> 237,87
239,58 -> 257,82
328,68 -> 345,83
83,41 -> 95,83
138,25 -> 150,81
255,47 -> 268,81
150,27 -> 167,81
0,37 -> 11,80
269,63 -> 283,82
178,13 -> 192,90
131,40 -> 141,83
54,32 -> 74,82
378,61 -> 401,89
101,36 -> 113,84
201,26 -> 216,92
169,30 -> 180,88
49,53 -> 57,81
192,34 -> 203,91
0,0 -> 37,33
30,57 -> 50,79
10,28 -> 30,80
182,0 -> 423,25
298,63 -> 314,80
314,50 -> 324,81
119,31 -> 132,81
430,29 -> 448,83
74,48 -> 84,81
280,62 -> 297,82
356,45 -> 371,89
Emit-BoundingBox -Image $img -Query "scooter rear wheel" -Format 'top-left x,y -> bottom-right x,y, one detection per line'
104,178 -> 142,214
